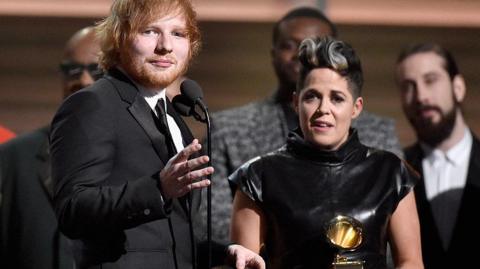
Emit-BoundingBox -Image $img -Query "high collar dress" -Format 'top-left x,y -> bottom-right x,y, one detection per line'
230,129 -> 417,269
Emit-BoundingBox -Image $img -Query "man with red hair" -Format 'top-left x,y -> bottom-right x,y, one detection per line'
50,1 -> 212,268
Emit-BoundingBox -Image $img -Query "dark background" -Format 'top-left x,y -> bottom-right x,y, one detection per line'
1,16 -> 479,146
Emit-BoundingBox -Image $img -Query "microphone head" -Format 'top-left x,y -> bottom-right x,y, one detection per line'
180,79 -> 203,104
175,79 -> 208,122
172,94 -> 193,117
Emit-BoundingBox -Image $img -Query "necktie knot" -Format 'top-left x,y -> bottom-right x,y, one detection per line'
155,98 -> 177,155
156,98 -> 169,129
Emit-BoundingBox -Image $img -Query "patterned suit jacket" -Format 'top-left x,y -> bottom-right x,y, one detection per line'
206,96 -> 402,243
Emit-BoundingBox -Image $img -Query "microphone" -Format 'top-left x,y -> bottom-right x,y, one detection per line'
172,94 -> 193,117
172,79 -> 208,123
172,79 -> 212,269
180,79 -> 203,104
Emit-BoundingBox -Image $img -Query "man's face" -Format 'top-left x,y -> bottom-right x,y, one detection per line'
272,17 -> 333,92
61,32 -> 101,97
396,52 -> 460,145
120,11 -> 190,90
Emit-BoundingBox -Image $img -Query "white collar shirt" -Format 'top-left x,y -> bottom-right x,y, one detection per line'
139,88 -> 185,153
117,66 -> 185,153
420,128 -> 472,249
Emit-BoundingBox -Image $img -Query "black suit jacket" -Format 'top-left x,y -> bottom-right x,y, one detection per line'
0,126 -> 75,269
50,69 -> 201,269
404,134 -> 480,269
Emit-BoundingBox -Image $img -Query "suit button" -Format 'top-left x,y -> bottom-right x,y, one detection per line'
143,209 -> 151,216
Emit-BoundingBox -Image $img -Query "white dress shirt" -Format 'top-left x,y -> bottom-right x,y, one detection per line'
421,128 -> 472,250
140,88 -> 185,153
116,67 -> 185,153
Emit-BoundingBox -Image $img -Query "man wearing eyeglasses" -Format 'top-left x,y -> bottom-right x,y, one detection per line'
59,27 -> 103,97
0,26 -> 100,269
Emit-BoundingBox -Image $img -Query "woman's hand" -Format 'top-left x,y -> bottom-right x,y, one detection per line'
226,244 -> 266,269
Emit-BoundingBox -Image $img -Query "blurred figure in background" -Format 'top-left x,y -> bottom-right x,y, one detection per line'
395,42 -> 480,269
60,27 -> 104,97
0,125 -> 15,143
0,26 -> 100,269
207,6 -> 403,245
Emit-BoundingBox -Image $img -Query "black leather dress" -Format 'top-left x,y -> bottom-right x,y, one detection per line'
230,129 -> 417,269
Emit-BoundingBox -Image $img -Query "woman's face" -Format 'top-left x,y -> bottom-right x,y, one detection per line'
294,68 -> 363,151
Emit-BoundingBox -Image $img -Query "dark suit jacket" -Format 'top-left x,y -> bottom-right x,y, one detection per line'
0,126 -> 74,269
50,69 -> 201,269
404,134 -> 480,269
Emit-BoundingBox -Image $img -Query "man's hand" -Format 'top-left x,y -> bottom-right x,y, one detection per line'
159,139 -> 213,199
227,244 -> 266,269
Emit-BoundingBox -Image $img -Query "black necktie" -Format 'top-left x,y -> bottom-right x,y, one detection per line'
156,98 -> 177,155
156,98 -> 169,129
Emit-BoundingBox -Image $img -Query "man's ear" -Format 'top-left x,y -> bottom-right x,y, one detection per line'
293,91 -> 299,114
352,97 -> 363,119
453,74 -> 466,103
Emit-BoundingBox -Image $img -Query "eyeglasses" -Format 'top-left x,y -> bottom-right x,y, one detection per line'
59,61 -> 104,81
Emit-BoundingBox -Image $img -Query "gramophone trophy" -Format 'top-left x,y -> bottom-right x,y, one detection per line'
325,215 -> 364,269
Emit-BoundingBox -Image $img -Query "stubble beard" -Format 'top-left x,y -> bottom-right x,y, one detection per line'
122,50 -> 189,90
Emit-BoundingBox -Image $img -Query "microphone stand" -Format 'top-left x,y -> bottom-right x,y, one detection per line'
194,100 -> 212,269
205,106 -> 212,269
173,81 -> 212,269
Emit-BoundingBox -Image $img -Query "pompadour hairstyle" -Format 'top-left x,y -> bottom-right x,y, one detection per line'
297,36 -> 363,98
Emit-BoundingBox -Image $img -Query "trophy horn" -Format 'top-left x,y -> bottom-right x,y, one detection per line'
326,215 -> 363,250
325,215 -> 365,269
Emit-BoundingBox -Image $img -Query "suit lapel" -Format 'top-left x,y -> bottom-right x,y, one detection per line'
405,144 -> 445,251
35,127 -> 54,200
405,144 -> 426,201
449,136 -> 480,250
406,144 -> 431,217
129,99 -> 171,164
107,68 -> 171,164
107,69 -> 194,216
166,98 -> 194,146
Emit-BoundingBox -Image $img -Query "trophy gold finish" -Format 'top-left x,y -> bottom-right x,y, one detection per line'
326,215 -> 364,269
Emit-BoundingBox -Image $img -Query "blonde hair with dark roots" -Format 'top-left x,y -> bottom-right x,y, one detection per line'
297,36 -> 363,98
95,0 -> 201,70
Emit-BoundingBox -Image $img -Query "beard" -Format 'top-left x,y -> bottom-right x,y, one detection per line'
410,103 -> 458,148
121,49 -> 189,90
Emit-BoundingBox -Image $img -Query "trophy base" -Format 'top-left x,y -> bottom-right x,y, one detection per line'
332,260 -> 364,269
